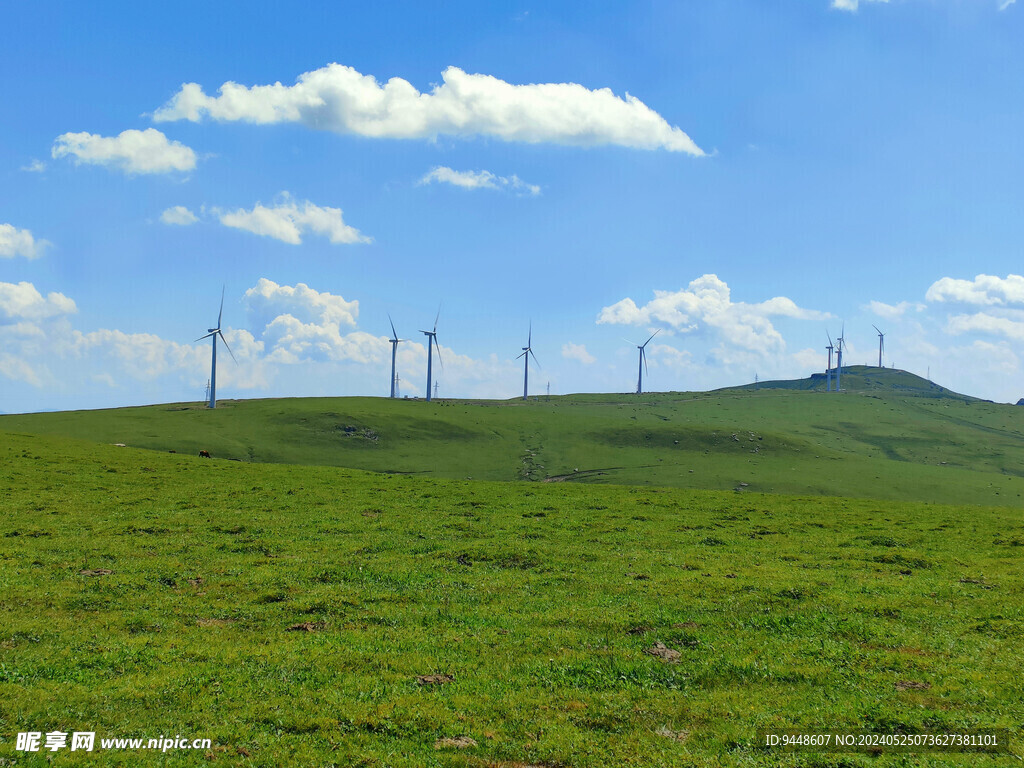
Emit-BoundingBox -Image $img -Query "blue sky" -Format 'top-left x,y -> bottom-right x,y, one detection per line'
3,0 -> 1024,412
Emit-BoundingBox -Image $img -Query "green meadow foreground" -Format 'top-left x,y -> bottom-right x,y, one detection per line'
1,429 -> 1022,766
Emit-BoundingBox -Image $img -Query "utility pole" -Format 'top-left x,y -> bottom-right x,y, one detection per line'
434,381 -> 439,400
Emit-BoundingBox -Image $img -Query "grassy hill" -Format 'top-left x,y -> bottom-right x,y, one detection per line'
1,430 -> 1021,765
726,365 -> 979,400
3,369 -> 1024,507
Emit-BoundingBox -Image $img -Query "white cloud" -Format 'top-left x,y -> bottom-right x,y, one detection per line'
20,160 -> 45,173
926,274 -> 1024,306
946,312 -> 1024,342
0,355 -> 42,387
160,206 -> 198,226
419,166 -> 540,195
561,342 -> 596,364
831,0 -> 888,11
219,193 -> 370,245
866,299 -> 925,319
598,274 -> 830,353
0,282 -> 76,322
244,278 -> 359,329
52,128 -> 196,174
244,278 -> 370,364
0,224 -> 50,260
648,342 -> 692,371
153,63 -> 704,154
836,0 -> 1011,10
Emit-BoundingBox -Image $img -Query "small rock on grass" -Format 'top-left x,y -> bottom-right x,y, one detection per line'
417,673 -> 454,686
434,736 -> 477,750
79,568 -> 113,577
286,621 -> 326,632
645,642 -> 681,663
656,725 -> 690,742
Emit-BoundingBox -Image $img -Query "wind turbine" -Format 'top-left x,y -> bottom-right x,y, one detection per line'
826,332 -> 834,392
195,287 -> 236,409
873,325 -> 885,368
835,324 -> 844,392
517,322 -> 540,400
420,307 -> 442,402
387,314 -> 407,399
628,329 -> 660,394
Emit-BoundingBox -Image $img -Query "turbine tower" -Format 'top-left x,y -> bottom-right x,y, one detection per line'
195,287 -> 237,409
873,325 -> 885,368
517,322 -> 540,400
835,324 -> 844,392
420,307 -> 442,402
629,329 -> 660,394
387,315 -> 407,399
826,332 -> 834,392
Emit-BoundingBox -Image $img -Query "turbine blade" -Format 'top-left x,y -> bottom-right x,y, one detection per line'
434,336 -> 443,369
642,328 -> 661,347
642,347 -> 649,375
218,331 -> 238,364
872,324 -> 881,335
516,350 -> 527,360
622,337 -> 637,346
434,304 -> 441,333
528,320 -> 532,348
195,332 -> 215,342
389,313 -> 398,341
218,286 -> 225,328
530,348 -> 541,369
827,331 -> 833,345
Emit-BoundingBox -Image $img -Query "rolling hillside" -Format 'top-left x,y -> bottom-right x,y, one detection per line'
726,365 -> 980,400
4,369 -> 1024,506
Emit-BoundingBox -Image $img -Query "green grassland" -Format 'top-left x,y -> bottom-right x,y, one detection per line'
3,367 -> 1024,507
1,431 -> 1023,766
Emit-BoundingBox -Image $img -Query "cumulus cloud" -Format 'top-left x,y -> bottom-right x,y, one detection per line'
866,299 -> 925,319
153,63 -> 704,154
419,166 -> 540,195
52,128 -> 196,174
0,355 -> 42,387
243,278 -> 373,364
598,274 -> 830,353
926,274 -> 1024,306
946,312 -> 1024,342
831,0 -> 888,10
20,160 -> 45,173
160,206 -> 198,226
1000,0 -> 1016,8
244,278 -> 359,329
561,342 -> 596,364
0,282 -> 76,322
219,193 -> 370,245
0,224 -> 50,259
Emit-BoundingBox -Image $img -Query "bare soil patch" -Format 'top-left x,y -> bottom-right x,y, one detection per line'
417,673 -> 454,686
434,736 -> 477,749
286,621 -> 326,632
644,642 -> 681,663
